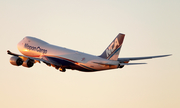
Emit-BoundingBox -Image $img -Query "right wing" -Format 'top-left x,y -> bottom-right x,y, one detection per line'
7,50 -> 60,67
118,54 -> 172,63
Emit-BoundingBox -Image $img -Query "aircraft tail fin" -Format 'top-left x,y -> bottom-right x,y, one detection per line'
99,33 -> 125,60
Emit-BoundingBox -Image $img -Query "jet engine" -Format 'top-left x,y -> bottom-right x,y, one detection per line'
10,56 -> 23,66
22,59 -> 34,68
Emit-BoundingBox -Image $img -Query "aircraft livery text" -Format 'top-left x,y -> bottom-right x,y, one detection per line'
24,43 -> 47,54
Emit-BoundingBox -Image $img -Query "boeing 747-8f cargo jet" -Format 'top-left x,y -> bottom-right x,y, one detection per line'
7,33 -> 171,72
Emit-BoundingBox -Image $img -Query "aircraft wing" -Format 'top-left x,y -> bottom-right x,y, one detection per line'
7,50 -> 59,66
118,54 -> 172,63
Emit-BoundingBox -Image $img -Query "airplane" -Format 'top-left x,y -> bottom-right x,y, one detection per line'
7,33 -> 171,72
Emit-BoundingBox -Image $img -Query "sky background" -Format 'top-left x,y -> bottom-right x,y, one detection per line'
0,0 -> 180,108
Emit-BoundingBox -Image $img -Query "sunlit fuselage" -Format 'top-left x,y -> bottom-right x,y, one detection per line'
17,36 -> 119,71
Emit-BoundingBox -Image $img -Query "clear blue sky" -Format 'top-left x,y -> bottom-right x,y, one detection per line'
0,0 -> 179,108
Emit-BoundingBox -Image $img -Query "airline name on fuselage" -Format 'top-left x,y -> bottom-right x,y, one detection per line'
106,38 -> 120,57
24,43 -> 47,54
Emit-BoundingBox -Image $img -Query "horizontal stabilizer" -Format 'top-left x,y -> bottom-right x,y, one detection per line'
93,62 -> 118,66
120,63 -> 147,65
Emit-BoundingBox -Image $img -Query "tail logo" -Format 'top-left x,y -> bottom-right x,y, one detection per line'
106,38 -> 120,57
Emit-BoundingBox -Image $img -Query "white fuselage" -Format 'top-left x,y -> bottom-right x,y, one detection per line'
17,36 -> 119,72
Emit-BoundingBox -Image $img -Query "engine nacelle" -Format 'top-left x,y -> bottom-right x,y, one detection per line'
10,56 -> 23,66
22,59 -> 34,68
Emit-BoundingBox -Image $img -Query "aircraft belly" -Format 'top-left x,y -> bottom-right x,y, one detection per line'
46,56 -> 98,72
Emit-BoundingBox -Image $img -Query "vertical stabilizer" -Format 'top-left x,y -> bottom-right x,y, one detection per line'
99,33 -> 125,60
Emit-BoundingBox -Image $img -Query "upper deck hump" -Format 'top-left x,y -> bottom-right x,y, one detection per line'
24,36 -> 49,44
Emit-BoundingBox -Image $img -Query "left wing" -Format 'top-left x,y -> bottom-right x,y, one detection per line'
93,54 -> 171,66
118,54 -> 172,63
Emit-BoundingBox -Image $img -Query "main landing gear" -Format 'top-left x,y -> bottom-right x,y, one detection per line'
54,65 -> 66,72
59,67 -> 66,72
